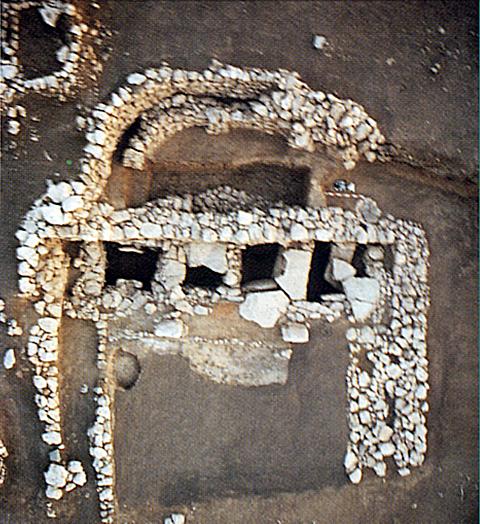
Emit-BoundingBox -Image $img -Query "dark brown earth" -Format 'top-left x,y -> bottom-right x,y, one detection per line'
0,2 -> 477,523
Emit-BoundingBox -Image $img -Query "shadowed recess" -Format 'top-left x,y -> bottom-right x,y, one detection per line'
241,243 -> 280,286
105,243 -> 159,291
307,242 -> 339,301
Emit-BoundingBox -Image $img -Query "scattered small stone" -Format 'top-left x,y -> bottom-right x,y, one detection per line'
3,349 -> 15,370
312,34 -> 328,50
164,514 -> 186,524
7,120 -> 20,135
281,323 -> 309,343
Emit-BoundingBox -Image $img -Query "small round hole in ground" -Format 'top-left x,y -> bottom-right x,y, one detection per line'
115,351 -> 141,390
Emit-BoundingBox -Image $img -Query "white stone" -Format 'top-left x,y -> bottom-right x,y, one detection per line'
332,259 -> 356,282
56,45 -> 69,63
343,277 -> 380,304
67,460 -> 83,474
93,129 -> 106,145
243,279 -> 278,292
38,317 -> 58,333
359,410 -> 371,425
62,196 -> 84,212
239,290 -> 289,328
42,432 -> 62,447
186,242 -> 227,273
250,102 -> 269,117
386,364 -> 402,380
127,73 -> 146,85
7,120 -> 20,135
91,446 -> 108,460
274,249 -> 312,300
111,92 -> 123,107
358,371 -> 370,388
360,326 -> 375,344
25,234 -> 40,248
99,487 -> 113,501
73,471 -> 87,486
47,181 -> 73,203
19,278 -> 36,294
38,6 -> 62,27
193,305 -> 209,316
379,442 -> 395,457
159,260 -> 186,289
44,463 -> 69,488
84,144 -> 104,159
16,246 -> 36,261
237,210 -> 254,226
313,34 -> 327,49
367,246 -> 384,261
281,323 -> 309,343
154,320 -> 184,339
378,425 -> 394,442
349,467 -> 362,484
139,222 -> 162,238
41,204 -> 66,225
350,300 -> 375,322
346,328 -> 357,342
415,385 -> 428,400
33,375 -> 47,390
0,65 -> 18,80
416,367 -> 428,382
343,450 -> 358,472
164,514 -> 186,524
356,199 -> 382,224
373,461 -> 387,477
45,486 -> 63,500
331,243 -> 356,262
290,223 -> 309,241
3,349 -> 15,370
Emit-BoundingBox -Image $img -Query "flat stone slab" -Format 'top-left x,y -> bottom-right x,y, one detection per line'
274,249 -> 312,300
331,258 -> 356,282
238,290 -> 290,328
343,277 -> 380,304
281,323 -> 309,343
186,242 -> 228,273
154,320 -> 184,338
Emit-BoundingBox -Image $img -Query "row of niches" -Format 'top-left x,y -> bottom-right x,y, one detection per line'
64,236 -> 388,336
101,241 -> 372,301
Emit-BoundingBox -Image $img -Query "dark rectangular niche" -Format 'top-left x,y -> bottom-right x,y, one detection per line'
351,244 -> 368,277
104,243 -> 159,291
241,243 -> 280,286
183,266 -> 223,290
306,242 -> 339,302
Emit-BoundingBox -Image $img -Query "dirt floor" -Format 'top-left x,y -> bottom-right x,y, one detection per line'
0,1 -> 478,523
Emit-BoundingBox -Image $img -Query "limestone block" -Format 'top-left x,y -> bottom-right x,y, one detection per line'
186,242 -> 228,274
239,290 -> 289,328
281,323 -> 309,343
331,258 -> 356,282
274,249 -> 312,300
154,320 -> 184,339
